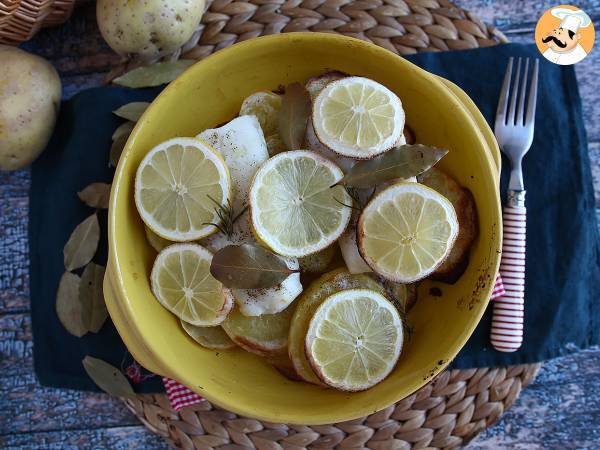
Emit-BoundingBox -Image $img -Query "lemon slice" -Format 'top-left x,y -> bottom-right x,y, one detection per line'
151,244 -> 233,326
180,320 -> 236,350
222,304 -> 295,357
249,150 -> 352,257
358,182 -> 459,283
289,269 -> 387,384
305,120 -> 356,173
306,288 -> 403,391
312,77 -> 405,159
135,137 -> 231,242
339,170 -> 414,275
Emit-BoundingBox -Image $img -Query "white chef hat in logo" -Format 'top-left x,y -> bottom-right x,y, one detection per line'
551,8 -> 592,33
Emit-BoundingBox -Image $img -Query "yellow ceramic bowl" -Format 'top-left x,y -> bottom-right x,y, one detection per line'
105,32 -> 502,425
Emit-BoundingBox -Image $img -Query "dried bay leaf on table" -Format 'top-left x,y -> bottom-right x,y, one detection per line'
278,83 -> 311,151
80,263 -> 108,333
82,356 -> 136,399
63,213 -> 100,271
113,60 -> 195,88
78,183 -> 111,209
112,102 -> 150,122
112,121 -> 135,141
109,131 -> 130,168
210,244 -> 296,289
56,272 -> 87,337
338,144 -> 449,188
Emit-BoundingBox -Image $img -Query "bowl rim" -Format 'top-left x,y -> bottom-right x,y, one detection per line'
107,31 -> 502,424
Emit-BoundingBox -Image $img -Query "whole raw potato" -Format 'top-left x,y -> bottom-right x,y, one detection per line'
97,0 -> 205,59
0,46 -> 61,171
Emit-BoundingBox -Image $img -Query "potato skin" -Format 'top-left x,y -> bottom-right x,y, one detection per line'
96,0 -> 205,59
0,46 -> 61,171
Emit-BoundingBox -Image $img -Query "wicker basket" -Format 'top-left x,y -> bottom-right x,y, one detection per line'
0,0 -> 75,44
113,2 -> 533,449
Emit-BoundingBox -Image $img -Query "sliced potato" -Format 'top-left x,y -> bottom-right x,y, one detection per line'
406,283 -> 418,310
305,71 -> 345,101
222,304 -> 296,357
298,245 -> 338,273
374,275 -> 409,312
180,320 -> 236,350
288,269 -> 387,385
144,225 -> 172,252
266,353 -> 303,382
372,276 -> 418,311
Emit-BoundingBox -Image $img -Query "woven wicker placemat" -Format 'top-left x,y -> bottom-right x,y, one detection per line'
108,1 -> 534,449
103,0 -> 510,82
124,365 -> 541,449
0,0 -> 76,44
183,0 -> 509,58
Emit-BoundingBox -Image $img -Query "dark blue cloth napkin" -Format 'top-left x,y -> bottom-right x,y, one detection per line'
29,43 -> 599,392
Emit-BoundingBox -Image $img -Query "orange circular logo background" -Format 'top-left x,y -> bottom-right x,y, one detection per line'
535,4 -> 595,59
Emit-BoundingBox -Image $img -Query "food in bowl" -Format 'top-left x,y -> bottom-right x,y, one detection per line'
132,72 -> 480,392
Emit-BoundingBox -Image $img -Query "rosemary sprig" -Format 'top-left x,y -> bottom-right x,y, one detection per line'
203,195 -> 247,238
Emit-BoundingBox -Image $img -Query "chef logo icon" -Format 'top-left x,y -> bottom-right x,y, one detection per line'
535,5 -> 595,65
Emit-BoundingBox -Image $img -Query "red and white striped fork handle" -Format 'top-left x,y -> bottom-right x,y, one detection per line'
491,204 -> 526,352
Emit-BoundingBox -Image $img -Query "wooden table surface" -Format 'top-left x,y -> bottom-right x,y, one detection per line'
1,1 -> 598,448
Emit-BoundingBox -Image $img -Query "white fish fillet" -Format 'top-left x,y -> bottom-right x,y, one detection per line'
197,115 -> 269,213
200,211 -> 302,317
198,116 -> 302,316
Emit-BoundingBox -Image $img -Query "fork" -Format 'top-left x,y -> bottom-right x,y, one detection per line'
490,57 -> 539,352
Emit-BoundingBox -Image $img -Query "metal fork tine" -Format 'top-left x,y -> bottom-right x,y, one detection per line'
507,57 -> 521,125
525,59 -> 539,126
517,58 -> 529,126
496,57 -> 513,122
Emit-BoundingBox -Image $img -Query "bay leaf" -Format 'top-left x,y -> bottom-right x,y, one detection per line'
278,83 -> 311,151
56,272 -> 87,337
78,182 -> 111,209
109,131 -> 129,167
338,144 -> 449,188
210,244 -> 296,289
113,60 -> 195,88
82,356 -> 136,399
63,213 -> 100,271
112,102 -> 149,122
112,121 -> 135,141
80,263 -> 108,333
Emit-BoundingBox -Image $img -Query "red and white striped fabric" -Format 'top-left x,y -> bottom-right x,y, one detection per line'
163,377 -> 204,411
490,205 -> 526,352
